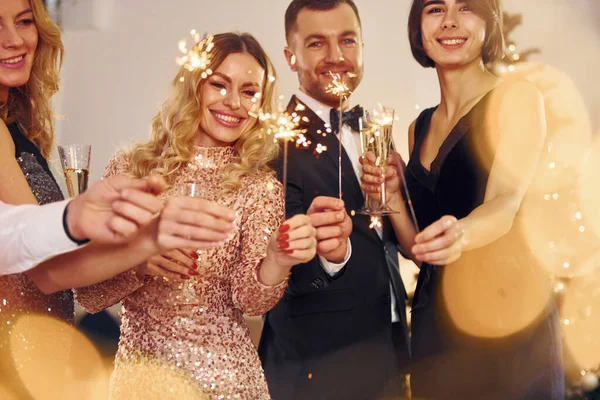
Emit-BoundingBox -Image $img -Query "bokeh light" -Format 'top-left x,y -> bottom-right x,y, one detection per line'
9,314 -> 110,400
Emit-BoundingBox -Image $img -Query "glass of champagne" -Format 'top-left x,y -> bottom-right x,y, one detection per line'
358,107 -> 399,215
357,113 -> 379,214
171,183 -> 241,305
57,144 -> 91,197
174,182 -> 205,305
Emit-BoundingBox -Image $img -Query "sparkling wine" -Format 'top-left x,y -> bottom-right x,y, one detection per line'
361,124 -> 393,168
63,168 -> 89,197
358,108 -> 400,215
374,125 -> 393,167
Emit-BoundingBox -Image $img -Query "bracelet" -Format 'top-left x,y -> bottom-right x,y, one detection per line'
62,201 -> 91,245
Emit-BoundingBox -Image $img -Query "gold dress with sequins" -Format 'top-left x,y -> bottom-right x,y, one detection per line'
0,123 -> 74,399
75,147 -> 286,400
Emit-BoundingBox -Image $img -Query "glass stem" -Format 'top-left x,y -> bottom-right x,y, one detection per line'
380,175 -> 386,207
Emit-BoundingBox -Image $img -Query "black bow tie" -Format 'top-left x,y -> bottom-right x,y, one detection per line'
329,105 -> 363,134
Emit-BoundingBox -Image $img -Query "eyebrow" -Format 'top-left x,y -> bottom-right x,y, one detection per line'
423,0 -> 446,6
211,72 -> 262,88
0,9 -> 32,22
17,8 -> 33,18
304,30 -> 358,43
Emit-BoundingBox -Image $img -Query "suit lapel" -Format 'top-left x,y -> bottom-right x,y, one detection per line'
286,96 -> 364,206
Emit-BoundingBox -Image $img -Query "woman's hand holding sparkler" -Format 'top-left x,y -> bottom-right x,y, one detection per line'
259,215 -> 317,286
307,197 -> 352,264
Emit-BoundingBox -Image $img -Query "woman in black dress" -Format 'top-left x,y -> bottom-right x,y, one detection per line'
361,0 -> 564,398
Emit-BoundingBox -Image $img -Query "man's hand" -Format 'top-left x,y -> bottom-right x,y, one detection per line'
66,174 -> 167,244
307,196 -> 352,263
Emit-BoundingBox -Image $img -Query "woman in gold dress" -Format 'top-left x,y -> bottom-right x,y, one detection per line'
76,32 -> 317,400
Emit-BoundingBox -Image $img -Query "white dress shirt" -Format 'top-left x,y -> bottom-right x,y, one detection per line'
296,91 -> 400,323
0,199 -> 79,275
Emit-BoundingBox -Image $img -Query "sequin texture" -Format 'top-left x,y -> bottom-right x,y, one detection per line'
0,151 -> 73,398
75,146 -> 286,399
17,153 -> 64,205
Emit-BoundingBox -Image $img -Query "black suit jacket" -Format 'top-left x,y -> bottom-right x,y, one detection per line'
258,97 -> 410,400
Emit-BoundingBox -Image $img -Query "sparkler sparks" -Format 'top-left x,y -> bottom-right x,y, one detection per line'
325,72 -> 351,98
325,72 -> 353,200
176,31 -> 215,77
315,143 -> 328,154
256,109 -> 308,147
369,216 -> 382,229
255,104 -> 312,201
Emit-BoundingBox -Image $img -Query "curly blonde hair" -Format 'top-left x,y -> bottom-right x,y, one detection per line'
0,0 -> 63,159
125,32 -> 279,194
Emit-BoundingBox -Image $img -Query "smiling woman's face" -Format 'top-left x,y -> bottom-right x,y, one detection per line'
420,0 -> 486,69
0,0 -> 38,101
196,52 -> 265,147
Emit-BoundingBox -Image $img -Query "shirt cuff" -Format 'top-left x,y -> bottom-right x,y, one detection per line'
2,200 -> 80,275
319,238 -> 352,277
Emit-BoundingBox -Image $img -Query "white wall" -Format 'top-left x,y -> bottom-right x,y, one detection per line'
52,0 -> 600,183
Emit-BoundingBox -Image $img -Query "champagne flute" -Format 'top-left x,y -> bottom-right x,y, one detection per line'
172,183 -> 241,305
57,144 -> 91,197
173,182 -> 205,305
358,107 -> 399,215
357,114 -> 379,214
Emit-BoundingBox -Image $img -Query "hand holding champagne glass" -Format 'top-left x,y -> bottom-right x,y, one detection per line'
358,107 -> 397,215
134,183 -> 237,304
58,144 -> 91,197
175,182 -> 208,303
168,182 -> 240,304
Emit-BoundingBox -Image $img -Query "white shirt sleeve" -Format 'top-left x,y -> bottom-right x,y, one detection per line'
318,238 -> 352,277
0,199 -> 79,276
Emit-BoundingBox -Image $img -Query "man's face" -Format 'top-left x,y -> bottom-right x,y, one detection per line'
285,3 -> 364,108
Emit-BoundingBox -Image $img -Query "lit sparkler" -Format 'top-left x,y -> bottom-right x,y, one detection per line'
326,72 -> 352,200
255,104 -> 310,199
176,31 -> 215,79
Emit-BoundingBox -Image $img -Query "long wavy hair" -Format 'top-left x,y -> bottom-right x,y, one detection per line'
0,0 -> 63,159
125,32 -> 279,194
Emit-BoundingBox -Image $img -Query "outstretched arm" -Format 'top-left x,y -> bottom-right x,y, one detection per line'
412,82 -> 546,264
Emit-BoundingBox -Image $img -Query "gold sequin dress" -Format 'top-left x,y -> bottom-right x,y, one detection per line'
75,146 -> 286,400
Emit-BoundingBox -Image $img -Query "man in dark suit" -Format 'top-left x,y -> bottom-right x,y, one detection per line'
258,1 -> 411,399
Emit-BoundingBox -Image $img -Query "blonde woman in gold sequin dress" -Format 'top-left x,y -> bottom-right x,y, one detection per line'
75,32 -> 317,400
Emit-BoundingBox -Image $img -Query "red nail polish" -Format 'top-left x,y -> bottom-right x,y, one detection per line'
279,224 -> 290,233
181,275 -> 190,280
190,263 -> 198,270
277,234 -> 289,242
277,241 -> 290,249
285,250 -> 295,254
189,270 -> 200,276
